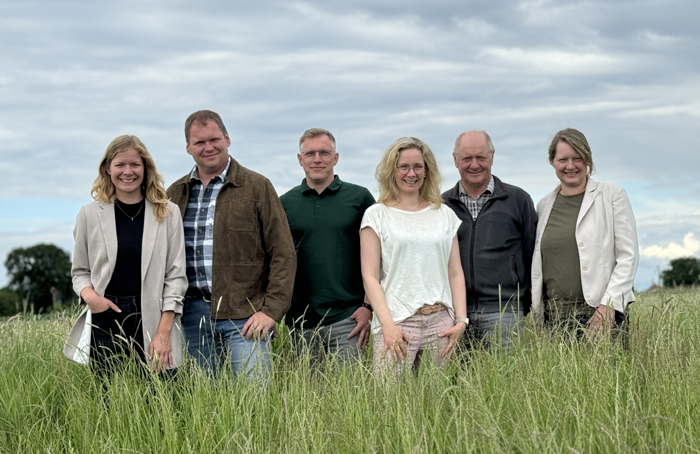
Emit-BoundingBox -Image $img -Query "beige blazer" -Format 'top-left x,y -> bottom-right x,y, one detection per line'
531,179 -> 639,320
63,199 -> 188,368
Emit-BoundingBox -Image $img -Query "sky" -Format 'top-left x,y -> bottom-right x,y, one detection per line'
1,0 -> 699,291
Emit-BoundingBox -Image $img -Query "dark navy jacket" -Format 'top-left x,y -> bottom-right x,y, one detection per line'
442,176 -> 537,314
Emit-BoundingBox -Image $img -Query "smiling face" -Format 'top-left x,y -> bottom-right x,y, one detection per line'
107,147 -> 144,202
298,134 -> 338,190
453,131 -> 493,197
552,140 -> 588,195
394,147 -> 425,196
186,121 -> 231,178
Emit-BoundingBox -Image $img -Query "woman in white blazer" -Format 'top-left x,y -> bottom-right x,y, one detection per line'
531,128 -> 639,334
63,135 -> 187,375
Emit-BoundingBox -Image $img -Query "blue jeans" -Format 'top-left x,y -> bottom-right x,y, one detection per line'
181,297 -> 270,378
463,307 -> 523,353
296,316 -> 362,363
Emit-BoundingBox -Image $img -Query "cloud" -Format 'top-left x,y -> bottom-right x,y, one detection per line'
641,232 -> 700,260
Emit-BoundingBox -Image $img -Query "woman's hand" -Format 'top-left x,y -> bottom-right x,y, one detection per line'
586,304 -> 615,338
149,330 -> 173,373
382,323 -> 410,362
438,321 -> 467,358
80,287 -> 121,314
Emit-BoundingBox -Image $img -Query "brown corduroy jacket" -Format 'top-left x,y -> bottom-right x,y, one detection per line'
167,158 -> 296,322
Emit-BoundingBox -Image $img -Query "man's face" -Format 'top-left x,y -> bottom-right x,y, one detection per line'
453,132 -> 493,192
298,134 -> 338,187
186,121 -> 231,177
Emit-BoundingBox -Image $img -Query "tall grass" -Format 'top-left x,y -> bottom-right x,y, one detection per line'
1,289 -> 699,453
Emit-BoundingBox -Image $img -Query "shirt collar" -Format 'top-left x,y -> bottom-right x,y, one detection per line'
459,175 -> 495,199
300,175 -> 342,194
189,156 -> 231,184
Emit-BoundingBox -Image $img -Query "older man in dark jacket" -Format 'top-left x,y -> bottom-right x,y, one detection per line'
442,131 -> 536,351
167,110 -> 296,377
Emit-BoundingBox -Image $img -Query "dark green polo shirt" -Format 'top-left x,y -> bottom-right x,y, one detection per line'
280,175 -> 375,328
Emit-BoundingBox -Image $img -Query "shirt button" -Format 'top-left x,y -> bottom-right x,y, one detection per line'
317,205 -> 321,208
578,242 -> 584,247
582,265 -> 588,271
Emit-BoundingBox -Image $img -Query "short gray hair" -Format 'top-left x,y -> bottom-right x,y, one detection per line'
299,128 -> 336,151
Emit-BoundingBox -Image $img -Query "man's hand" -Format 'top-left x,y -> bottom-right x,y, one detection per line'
347,306 -> 373,347
241,311 -> 276,340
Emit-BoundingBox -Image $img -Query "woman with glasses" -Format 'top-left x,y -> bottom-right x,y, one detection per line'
360,137 -> 467,370
531,128 -> 639,335
63,135 -> 187,377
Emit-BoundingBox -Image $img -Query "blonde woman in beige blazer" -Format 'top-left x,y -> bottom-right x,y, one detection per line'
531,129 -> 639,334
63,135 -> 187,375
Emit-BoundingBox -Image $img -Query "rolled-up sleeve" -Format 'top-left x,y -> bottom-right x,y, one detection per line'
161,204 -> 188,314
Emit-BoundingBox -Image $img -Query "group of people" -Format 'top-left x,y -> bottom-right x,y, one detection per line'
63,109 -> 640,378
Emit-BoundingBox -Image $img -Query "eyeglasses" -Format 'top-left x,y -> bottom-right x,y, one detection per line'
396,164 -> 425,175
301,150 -> 334,159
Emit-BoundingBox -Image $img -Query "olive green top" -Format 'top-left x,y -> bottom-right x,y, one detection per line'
541,191 -> 585,304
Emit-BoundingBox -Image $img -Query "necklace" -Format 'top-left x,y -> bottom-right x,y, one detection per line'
115,199 -> 144,221
396,200 -> 425,211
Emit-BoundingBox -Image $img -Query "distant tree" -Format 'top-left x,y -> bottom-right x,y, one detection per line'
660,257 -> 700,287
4,244 -> 73,312
0,288 -> 20,316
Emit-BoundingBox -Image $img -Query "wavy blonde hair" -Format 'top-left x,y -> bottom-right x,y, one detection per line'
375,137 -> 442,207
91,135 -> 170,222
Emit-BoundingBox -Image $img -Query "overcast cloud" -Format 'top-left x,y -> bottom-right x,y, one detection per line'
1,0 -> 699,290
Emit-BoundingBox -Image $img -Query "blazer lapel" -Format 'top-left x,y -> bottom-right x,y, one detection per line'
141,200 -> 159,282
577,178 -> 599,226
536,189 -> 558,237
97,202 -> 118,277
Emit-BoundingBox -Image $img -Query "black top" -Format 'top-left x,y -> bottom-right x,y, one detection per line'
105,199 -> 144,296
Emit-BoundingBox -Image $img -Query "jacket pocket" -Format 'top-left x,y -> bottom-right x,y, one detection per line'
510,255 -> 519,287
218,200 -> 258,232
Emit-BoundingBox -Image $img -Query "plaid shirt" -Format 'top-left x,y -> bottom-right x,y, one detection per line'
458,175 -> 495,220
183,157 -> 231,293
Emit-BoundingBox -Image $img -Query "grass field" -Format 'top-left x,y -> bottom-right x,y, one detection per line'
1,289 -> 699,453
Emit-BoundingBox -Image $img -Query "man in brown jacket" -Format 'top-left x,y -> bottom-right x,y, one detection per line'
167,110 -> 296,377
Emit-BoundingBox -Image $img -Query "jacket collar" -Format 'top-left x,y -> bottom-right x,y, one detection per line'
176,156 -> 245,189
445,175 -> 507,200
539,178 -> 599,227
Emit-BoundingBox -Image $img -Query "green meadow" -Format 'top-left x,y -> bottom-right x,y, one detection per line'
1,288 -> 699,453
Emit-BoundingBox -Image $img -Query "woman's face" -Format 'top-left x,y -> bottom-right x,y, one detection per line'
107,147 -> 144,201
552,141 -> 587,193
395,147 -> 425,196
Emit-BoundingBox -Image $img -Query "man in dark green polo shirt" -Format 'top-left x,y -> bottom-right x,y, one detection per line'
280,128 -> 375,361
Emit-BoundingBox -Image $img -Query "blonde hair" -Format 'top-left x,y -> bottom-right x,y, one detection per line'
91,135 -> 170,222
548,128 -> 595,176
375,137 -> 442,207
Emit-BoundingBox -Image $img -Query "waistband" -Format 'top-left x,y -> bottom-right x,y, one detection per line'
104,294 -> 141,305
185,287 -> 211,301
